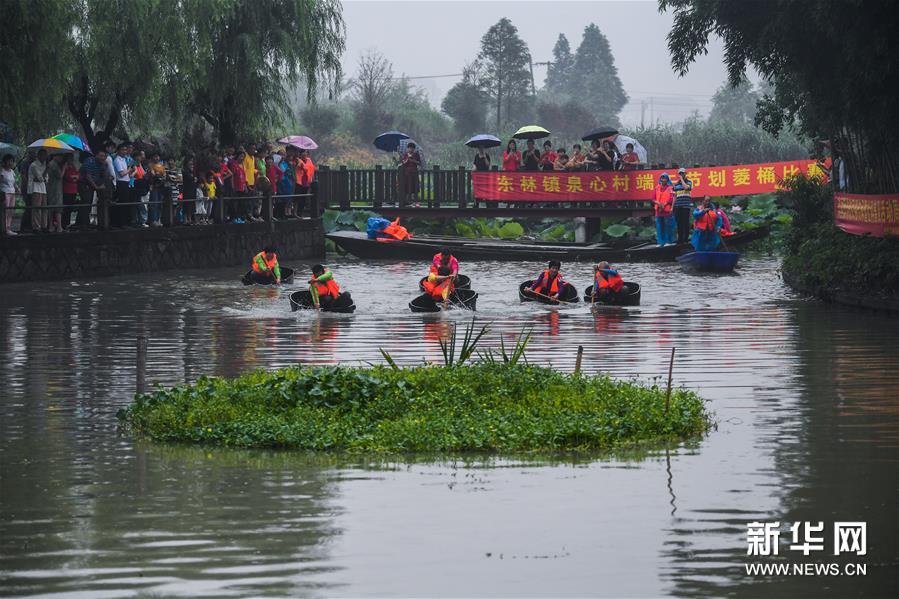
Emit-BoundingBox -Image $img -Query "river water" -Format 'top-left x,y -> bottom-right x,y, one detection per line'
0,254 -> 897,598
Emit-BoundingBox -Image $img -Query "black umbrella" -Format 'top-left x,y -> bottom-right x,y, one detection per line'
582,127 -> 619,141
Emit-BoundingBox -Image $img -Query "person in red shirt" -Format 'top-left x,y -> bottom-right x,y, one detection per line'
620,143 -> 640,170
539,140 -> 558,171
229,150 -> 248,223
502,140 -> 521,171
61,154 -> 80,230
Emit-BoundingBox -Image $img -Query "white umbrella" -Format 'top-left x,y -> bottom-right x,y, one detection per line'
612,134 -> 647,164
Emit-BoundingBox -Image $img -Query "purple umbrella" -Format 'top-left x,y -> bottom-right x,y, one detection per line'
278,135 -> 318,150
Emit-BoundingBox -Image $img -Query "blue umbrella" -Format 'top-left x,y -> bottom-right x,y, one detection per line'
464,134 -> 502,149
373,130 -> 410,152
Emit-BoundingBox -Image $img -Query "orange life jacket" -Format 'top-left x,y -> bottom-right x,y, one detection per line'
252,251 -> 278,273
422,266 -> 454,300
534,270 -> 561,296
654,185 -> 674,216
595,271 -> 624,293
378,217 -> 411,241
694,208 -> 718,231
313,278 -> 341,299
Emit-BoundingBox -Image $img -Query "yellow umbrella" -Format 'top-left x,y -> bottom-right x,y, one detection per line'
27,138 -> 75,154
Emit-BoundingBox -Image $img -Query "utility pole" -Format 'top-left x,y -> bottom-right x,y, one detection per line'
528,53 -> 537,97
640,100 -> 646,129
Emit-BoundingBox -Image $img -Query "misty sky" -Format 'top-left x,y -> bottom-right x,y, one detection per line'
341,0 -> 737,126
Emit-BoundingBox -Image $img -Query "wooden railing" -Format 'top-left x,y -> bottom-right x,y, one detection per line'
317,164 -> 478,210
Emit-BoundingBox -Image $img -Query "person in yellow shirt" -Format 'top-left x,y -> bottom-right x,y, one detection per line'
201,171 -> 216,223
242,145 -> 256,188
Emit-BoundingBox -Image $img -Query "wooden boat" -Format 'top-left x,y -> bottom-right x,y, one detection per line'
582,282 -> 642,306
241,267 -> 295,286
418,274 -> 471,291
327,227 -> 768,263
518,280 -> 580,304
289,290 -> 356,313
675,251 -> 740,272
409,288 -> 478,312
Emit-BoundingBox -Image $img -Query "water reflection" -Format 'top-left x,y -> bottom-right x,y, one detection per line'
0,255 -> 896,597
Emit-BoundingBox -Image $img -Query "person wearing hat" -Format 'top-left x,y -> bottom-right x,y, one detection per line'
653,172 -> 676,246
673,167 -> 694,244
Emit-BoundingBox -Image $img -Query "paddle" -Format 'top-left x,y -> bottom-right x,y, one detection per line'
526,287 -> 576,305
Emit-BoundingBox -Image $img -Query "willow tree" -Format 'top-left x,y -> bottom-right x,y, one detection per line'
661,0 -> 899,193
184,0 -> 345,145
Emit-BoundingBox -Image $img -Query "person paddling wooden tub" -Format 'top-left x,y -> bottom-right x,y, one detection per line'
308,264 -> 342,310
591,261 -> 624,303
526,260 -> 572,302
250,245 -> 281,284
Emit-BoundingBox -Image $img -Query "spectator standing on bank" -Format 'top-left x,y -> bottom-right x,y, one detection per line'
473,147 -> 491,171
28,149 -> 49,232
502,140 -> 521,171
78,149 -> 107,230
132,150 -> 149,227
45,154 -> 64,232
522,139 -> 541,171
18,151 -> 34,232
147,152 -> 166,227
673,167 -> 694,244
181,156 -> 197,225
112,144 -> 132,227
62,154 -> 80,230
539,141 -> 557,171
1,154 -> 18,235
398,142 -> 422,206
620,143 -> 640,170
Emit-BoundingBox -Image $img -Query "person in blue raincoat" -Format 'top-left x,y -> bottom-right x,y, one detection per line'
691,196 -> 723,251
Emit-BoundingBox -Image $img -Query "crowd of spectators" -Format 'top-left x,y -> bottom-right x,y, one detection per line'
1,141 -> 315,235
487,138 -> 642,173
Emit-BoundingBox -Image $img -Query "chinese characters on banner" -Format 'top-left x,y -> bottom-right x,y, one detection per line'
834,192 -> 899,238
472,160 -> 825,202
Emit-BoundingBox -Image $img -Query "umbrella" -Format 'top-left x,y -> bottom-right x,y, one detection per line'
0,142 -> 22,157
611,133 -> 648,164
278,135 -> 318,150
27,138 -> 75,154
582,126 -> 619,141
464,134 -> 502,149
373,130 -> 410,152
512,125 -> 550,140
51,133 -> 91,153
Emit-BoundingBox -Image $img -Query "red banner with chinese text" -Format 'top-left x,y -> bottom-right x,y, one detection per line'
472,160 -> 824,202
834,192 -> 899,237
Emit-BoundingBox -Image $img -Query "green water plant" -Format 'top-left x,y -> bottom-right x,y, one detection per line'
118,321 -> 710,453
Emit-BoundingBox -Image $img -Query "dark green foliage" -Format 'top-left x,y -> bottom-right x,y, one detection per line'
568,24 -> 628,126
1,0 -> 345,148
627,118 -> 807,166
119,363 -> 710,453
779,177 -> 899,298
709,76 -> 759,126
660,0 -> 899,193
478,18 -> 534,130
545,34 -> 574,94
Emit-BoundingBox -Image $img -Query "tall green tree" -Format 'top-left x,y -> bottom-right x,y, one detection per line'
709,76 -> 760,126
442,63 -> 488,137
185,0 -> 345,146
569,24 -> 628,125
660,0 -> 899,193
545,34 -> 574,95
0,0 -> 76,141
0,0 -> 344,148
477,18 -> 533,131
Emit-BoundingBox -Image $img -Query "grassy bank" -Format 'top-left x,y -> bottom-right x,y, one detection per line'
118,362 -> 709,453
780,177 -> 899,302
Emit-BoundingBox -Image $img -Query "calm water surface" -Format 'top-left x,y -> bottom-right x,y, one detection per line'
0,255 -> 897,597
